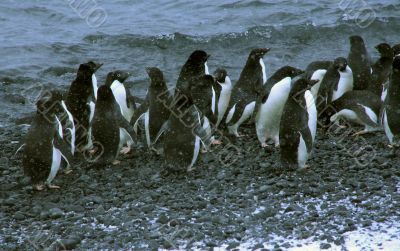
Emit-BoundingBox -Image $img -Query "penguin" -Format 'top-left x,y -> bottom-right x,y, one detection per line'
316,57 -> 353,122
369,43 -> 393,98
310,69 -> 327,99
131,67 -> 172,149
213,68 -> 232,128
23,90 -> 72,190
225,48 -> 270,137
90,85 -> 135,165
330,90 -> 382,135
382,56 -> 400,145
163,91 -> 212,172
392,44 -> 400,57
65,61 -> 102,152
255,66 -> 304,147
104,70 -> 135,122
279,78 -> 318,169
304,60 -> 332,80
191,75 -> 218,147
347,35 -> 372,90
175,50 -> 210,98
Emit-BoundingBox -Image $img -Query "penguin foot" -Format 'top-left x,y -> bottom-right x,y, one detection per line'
47,184 -> 60,189
64,169 -> 73,175
120,146 -> 131,155
261,143 -> 268,148
211,139 -> 222,145
112,160 -> 121,165
88,149 -> 97,155
33,184 -> 45,191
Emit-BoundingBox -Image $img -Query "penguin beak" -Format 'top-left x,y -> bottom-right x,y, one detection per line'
121,72 -> 130,82
94,63 -> 103,71
145,67 -> 151,75
206,54 -> 211,60
261,48 -> 271,55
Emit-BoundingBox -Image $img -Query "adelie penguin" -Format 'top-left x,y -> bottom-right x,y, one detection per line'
304,60 -> 332,80
329,90 -> 382,136
317,57 -> 353,124
382,56 -> 400,145
225,48 -> 270,137
175,50 -> 210,99
66,61 -> 102,152
279,78 -> 318,169
213,68 -> 232,128
23,90 -> 73,190
369,43 -> 393,99
347,35 -> 371,90
90,85 -> 135,166
255,66 -> 304,147
131,67 -> 172,150
163,79 -> 212,173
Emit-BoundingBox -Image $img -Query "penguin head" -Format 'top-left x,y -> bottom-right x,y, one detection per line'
290,78 -> 318,99
277,66 -> 305,78
36,90 -> 63,118
349,35 -> 365,47
333,57 -> 348,72
77,61 -> 103,79
146,67 -> 165,86
392,44 -> 400,57
105,70 -> 130,86
187,50 -> 210,65
249,48 -> 270,60
392,56 -> 400,71
97,85 -> 115,102
375,43 -> 393,58
213,68 -> 228,83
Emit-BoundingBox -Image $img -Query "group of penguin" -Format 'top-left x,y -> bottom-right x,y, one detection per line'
22,35 -> 400,191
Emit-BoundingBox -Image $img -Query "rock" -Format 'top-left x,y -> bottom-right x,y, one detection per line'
320,243 -> 331,249
157,213 -> 169,224
49,208 -> 64,219
14,212 -> 25,220
56,237 -> 81,250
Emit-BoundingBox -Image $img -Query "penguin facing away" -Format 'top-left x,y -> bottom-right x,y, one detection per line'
226,48 -> 270,137
23,90 -> 73,190
66,61 -> 102,152
91,85 -> 135,165
330,90 -> 382,135
131,67 -> 172,149
370,43 -> 393,97
382,56 -> 400,145
163,93 -> 211,173
213,68 -> 232,128
347,35 -> 371,90
279,78 -> 318,169
255,66 -> 304,147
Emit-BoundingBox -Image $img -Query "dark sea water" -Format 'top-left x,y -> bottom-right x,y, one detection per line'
0,0 -> 399,127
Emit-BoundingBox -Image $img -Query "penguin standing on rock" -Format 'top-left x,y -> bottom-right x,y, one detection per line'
330,90 -> 382,135
225,48 -> 270,137
255,66 -> 304,147
382,56 -> 400,145
23,90 -> 73,190
90,85 -> 135,166
347,35 -> 371,90
66,61 -> 102,152
131,67 -> 172,149
213,68 -> 232,128
279,78 -> 318,169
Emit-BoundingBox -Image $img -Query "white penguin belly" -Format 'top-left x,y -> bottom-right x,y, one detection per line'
111,80 -> 133,122
92,74 -> 98,100
61,101 -> 76,154
216,77 -> 232,126
119,127 -> 134,152
310,69 -> 327,99
297,133 -> 308,168
256,77 -> 291,144
305,90 -> 317,142
330,109 -> 361,125
89,101 -> 95,122
144,110 -> 151,147
227,101 -> 256,136
260,58 -> 267,84
47,146 -> 62,184
332,66 -> 353,101
188,111 -> 202,171
383,109 -> 394,144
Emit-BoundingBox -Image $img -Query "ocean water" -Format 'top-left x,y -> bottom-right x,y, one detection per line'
0,0 -> 399,127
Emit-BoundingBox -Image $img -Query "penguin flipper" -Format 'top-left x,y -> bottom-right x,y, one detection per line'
227,101 -> 246,125
300,127 -> 313,154
353,104 -> 379,127
130,99 -> 150,127
153,120 -> 169,144
53,133 -> 73,166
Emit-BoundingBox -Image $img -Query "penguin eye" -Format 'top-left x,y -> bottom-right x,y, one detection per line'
117,74 -> 120,77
